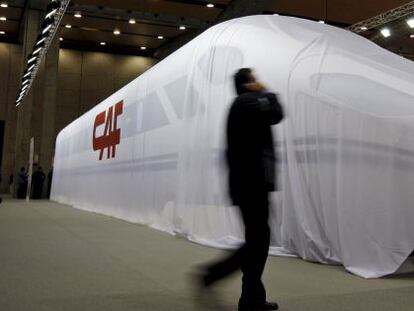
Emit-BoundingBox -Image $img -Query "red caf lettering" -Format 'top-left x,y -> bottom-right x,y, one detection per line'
93,100 -> 123,160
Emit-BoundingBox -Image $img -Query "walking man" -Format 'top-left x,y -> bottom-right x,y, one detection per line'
198,68 -> 284,311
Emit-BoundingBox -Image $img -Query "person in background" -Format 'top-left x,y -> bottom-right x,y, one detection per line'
9,174 -> 14,195
17,167 -> 28,199
196,68 -> 284,311
47,168 -> 53,199
32,166 -> 46,199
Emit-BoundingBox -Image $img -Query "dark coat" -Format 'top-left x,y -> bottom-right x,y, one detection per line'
226,92 -> 284,205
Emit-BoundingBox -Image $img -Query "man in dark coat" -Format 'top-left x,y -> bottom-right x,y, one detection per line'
17,167 -> 28,199
32,166 -> 46,199
198,68 -> 284,311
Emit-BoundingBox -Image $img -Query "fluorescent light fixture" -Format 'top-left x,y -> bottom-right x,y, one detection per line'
140,46 -> 146,50
65,24 -> 72,28
129,18 -> 136,24
381,28 -> 391,38
22,79 -> 29,85
410,34 -> 414,38
407,18 -> 414,28
33,46 -> 42,55
22,84 -> 29,91
157,35 -> 164,39
28,64 -> 36,72
206,3 -> 214,8
27,56 -> 37,64
45,9 -> 57,19
100,42 -> 106,45
0,16 -> 6,21
42,23 -> 52,34
23,71 -> 31,78
318,20 -> 325,24
74,12 -> 82,18
179,25 -> 186,30
0,3 -> 8,8
113,29 -> 120,35
0,31 -> 4,35
360,26 -> 368,30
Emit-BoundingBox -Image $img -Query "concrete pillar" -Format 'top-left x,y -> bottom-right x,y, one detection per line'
14,9 -> 41,194
39,36 -> 59,175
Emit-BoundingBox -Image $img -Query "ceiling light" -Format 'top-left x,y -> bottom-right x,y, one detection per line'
410,34 -> 414,38
74,12 -> 82,18
179,25 -> 186,30
157,35 -> 164,39
27,55 -> 37,64
129,18 -> 136,24
59,37 -> 63,41
33,46 -> 42,55
45,8 -> 57,19
23,71 -> 31,78
381,28 -> 391,38
206,3 -> 214,8
28,64 -> 36,72
100,42 -> 106,45
0,3 -> 8,8
0,16 -> 6,21
65,24 -> 72,28
113,29 -> 120,35
36,36 -> 46,45
360,26 -> 368,30
140,46 -> 146,50
407,18 -> 414,28
0,31 -> 4,35
22,84 -> 29,91
318,20 -> 325,24
22,79 -> 29,85
42,23 -> 53,34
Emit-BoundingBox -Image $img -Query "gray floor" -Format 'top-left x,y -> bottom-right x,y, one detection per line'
0,199 -> 413,311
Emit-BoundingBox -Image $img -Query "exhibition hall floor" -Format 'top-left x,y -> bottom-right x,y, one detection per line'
0,199 -> 413,311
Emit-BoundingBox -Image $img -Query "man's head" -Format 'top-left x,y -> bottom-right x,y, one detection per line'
234,68 -> 255,95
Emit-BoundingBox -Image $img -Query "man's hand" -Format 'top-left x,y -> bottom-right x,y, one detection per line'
245,81 -> 266,93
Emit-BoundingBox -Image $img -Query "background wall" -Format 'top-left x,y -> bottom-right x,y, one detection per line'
0,43 -> 156,193
56,49 -> 156,137
0,43 -> 22,193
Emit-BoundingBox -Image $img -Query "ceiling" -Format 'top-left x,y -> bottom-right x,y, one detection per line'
1,0 -> 414,59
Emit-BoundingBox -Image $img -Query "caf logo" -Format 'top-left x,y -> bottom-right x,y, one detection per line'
93,100 -> 123,160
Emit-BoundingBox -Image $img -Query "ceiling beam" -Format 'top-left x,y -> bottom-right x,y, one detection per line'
349,0 -> 414,33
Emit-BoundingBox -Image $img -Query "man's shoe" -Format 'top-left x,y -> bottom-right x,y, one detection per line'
239,301 -> 279,311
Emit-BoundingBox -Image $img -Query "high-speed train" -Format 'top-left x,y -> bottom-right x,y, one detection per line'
52,15 -> 414,278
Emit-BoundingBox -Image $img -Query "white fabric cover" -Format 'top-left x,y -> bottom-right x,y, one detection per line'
52,15 -> 414,278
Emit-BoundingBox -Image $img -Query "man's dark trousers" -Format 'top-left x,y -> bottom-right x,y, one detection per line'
204,189 -> 270,308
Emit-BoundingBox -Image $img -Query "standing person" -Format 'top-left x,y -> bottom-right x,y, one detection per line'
17,167 -> 28,199
197,68 -> 284,311
47,168 -> 53,199
32,166 -> 46,199
9,174 -> 14,195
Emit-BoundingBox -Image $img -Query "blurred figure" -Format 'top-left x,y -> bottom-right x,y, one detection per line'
47,169 -> 53,199
9,174 -> 14,195
17,167 -> 28,199
197,68 -> 284,311
32,166 -> 46,199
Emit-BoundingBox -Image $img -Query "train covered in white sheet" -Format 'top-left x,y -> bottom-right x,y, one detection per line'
52,15 -> 414,278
